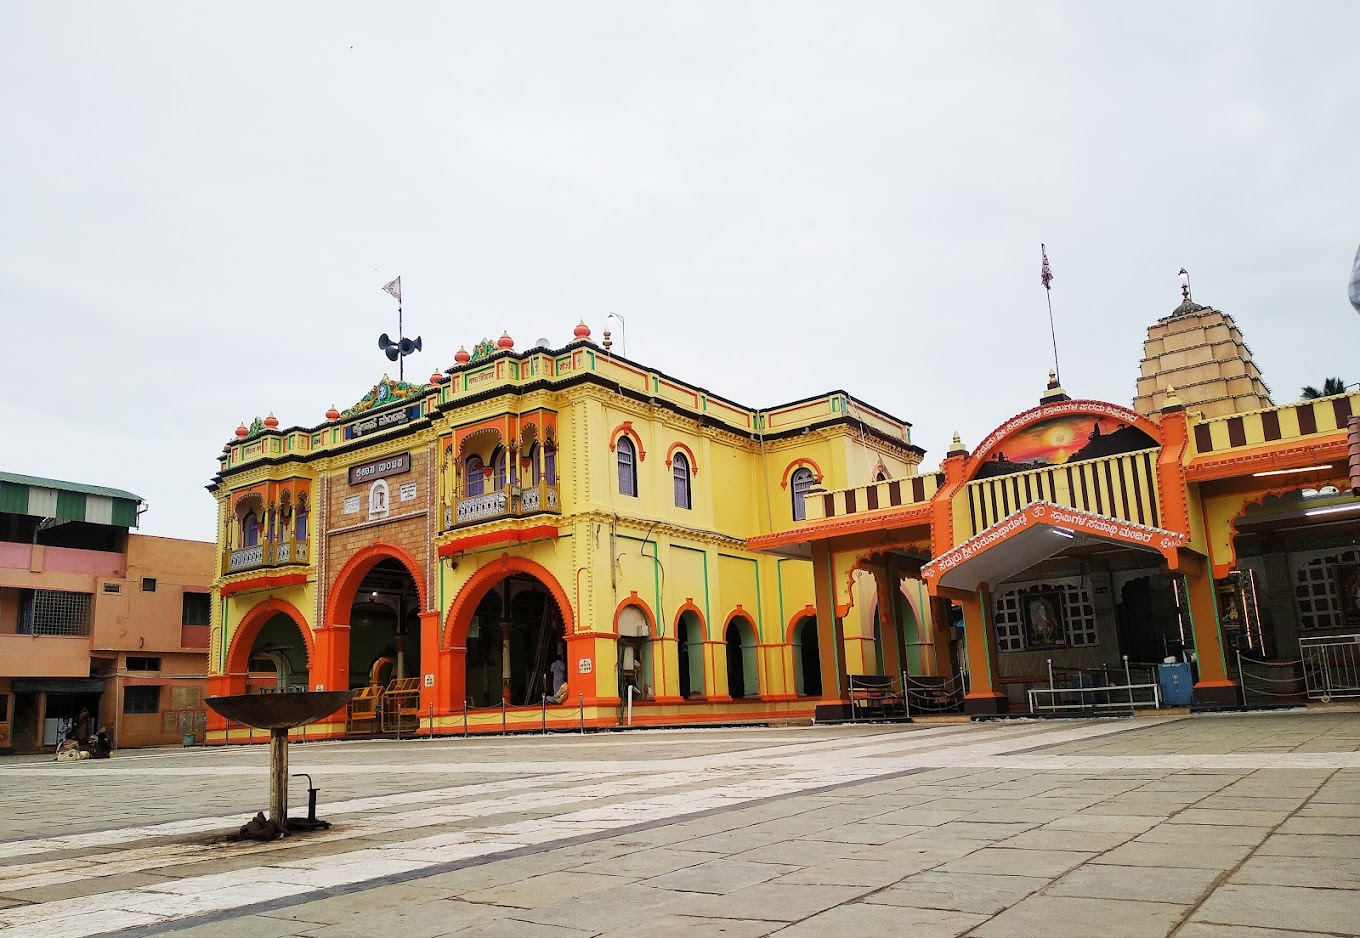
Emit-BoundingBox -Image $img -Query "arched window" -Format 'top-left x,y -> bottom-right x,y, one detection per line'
295,503 -> 309,542
544,446 -> 557,485
493,447 -> 509,490
874,470 -> 889,482
243,511 -> 260,548
528,442 -> 541,486
617,437 -> 637,497
790,467 -> 815,521
465,455 -> 485,497
672,452 -> 691,510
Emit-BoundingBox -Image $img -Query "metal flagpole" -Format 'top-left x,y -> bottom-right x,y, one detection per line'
1041,244 -> 1060,385
398,299 -> 403,381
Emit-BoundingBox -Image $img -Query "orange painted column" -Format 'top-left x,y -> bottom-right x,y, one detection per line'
959,586 -> 1008,715
1181,552 -> 1238,708
312,624 -> 350,694
416,611 -> 441,714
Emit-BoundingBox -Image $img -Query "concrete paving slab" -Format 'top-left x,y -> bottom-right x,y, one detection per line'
461,871 -> 635,909
663,883 -> 872,922
764,901 -> 986,937
968,894 -> 1188,937
935,846 -> 1093,878
1175,924 -> 1348,938
771,857 -> 913,888
1256,834 -> 1360,859
1093,840 -> 1255,870
1135,823 -> 1273,846
995,827 -> 1136,852
1191,883 -> 1360,935
1230,854 -> 1360,889
641,859 -> 797,896
593,913 -> 779,938
863,871 -> 1048,914
1048,863 -> 1220,903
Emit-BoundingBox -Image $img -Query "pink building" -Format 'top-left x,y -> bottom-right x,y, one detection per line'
0,473 -> 214,752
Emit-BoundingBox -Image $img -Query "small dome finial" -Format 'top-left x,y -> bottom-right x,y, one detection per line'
454,345 -> 470,365
573,320 -> 591,340
948,431 -> 966,455
325,404 -> 340,421
497,331 -> 514,350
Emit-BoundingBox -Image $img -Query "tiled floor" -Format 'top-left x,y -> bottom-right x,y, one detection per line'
0,710 -> 1357,936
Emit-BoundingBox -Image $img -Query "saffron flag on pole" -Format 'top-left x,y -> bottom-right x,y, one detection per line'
382,276 -> 402,303
1040,245 -> 1054,292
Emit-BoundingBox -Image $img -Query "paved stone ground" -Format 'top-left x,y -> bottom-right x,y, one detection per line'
1,710 -> 1358,937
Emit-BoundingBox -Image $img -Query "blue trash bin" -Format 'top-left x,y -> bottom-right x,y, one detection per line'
1158,662 -> 1193,706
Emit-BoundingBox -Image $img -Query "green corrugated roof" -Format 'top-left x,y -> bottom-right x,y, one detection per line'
0,472 -> 142,503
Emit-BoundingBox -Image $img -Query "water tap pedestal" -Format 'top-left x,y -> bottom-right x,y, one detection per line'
205,691 -> 354,829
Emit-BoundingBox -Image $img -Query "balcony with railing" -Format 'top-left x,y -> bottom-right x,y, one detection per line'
448,482 -> 561,529
222,539 -> 310,576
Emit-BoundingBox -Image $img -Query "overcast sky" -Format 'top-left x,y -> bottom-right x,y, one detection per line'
2,3 -> 1358,543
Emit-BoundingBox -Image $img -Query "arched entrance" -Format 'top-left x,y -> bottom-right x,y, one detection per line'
463,573 -> 567,707
246,614 -> 312,692
616,602 -> 654,701
346,558 -> 422,689
792,616 -> 821,697
725,616 -> 758,699
676,608 -> 706,699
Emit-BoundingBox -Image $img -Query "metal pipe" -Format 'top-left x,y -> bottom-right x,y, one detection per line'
579,694 -> 585,734
625,684 -> 634,727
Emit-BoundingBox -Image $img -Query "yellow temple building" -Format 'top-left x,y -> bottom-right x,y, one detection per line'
205,323 -> 923,740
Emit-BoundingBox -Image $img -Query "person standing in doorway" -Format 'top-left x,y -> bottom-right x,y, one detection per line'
74,707 -> 92,745
550,656 -> 567,696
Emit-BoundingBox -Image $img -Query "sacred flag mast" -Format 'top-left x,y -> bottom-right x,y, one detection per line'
1041,244 -> 1061,385
378,275 -> 422,381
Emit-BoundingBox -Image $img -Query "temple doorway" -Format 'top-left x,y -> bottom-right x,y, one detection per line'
464,573 -> 566,707
347,558 -> 421,689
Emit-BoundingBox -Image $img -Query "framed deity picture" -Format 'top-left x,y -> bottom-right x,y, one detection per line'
1023,589 -> 1067,648
1336,562 -> 1360,627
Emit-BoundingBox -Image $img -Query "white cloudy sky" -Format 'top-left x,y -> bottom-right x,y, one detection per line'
2,3 -> 1358,542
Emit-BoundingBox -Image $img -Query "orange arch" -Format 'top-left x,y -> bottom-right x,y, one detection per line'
225,597 -> 316,676
324,542 -> 428,627
723,606 -> 757,636
780,458 -> 823,489
673,600 -> 707,641
665,442 -> 699,475
608,421 -> 647,461
442,554 -> 575,648
784,604 -> 817,644
613,592 -> 657,637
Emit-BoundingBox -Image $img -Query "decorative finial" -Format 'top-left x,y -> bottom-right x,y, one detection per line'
235,423 -> 249,439
454,346 -> 470,365
325,404 -> 340,421
429,371 -> 444,385
263,413 -> 279,430
602,327 -> 613,351
573,320 -> 591,340
1178,267 -> 1191,301
1162,385 -> 1183,411
948,431 -> 966,455
496,332 -> 515,350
